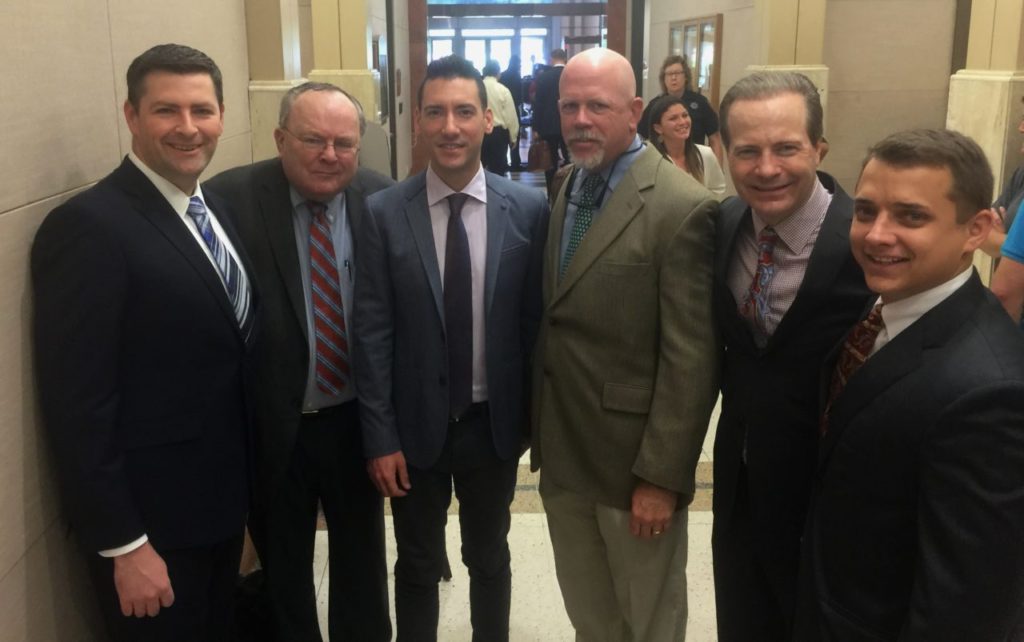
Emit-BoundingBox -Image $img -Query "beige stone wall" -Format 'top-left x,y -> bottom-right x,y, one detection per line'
0,0 -> 252,639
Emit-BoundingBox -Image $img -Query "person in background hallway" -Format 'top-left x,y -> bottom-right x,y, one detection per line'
531,47 -> 719,642
647,94 -> 726,197
499,55 -> 525,170
982,97 -> 1024,259
205,82 -> 393,641
640,54 -> 723,164
32,43 -> 255,641
711,71 -> 872,642
986,99 -> 1024,322
354,55 -> 548,642
794,128 -> 1024,641
532,48 -> 569,185
481,60 -> 520,174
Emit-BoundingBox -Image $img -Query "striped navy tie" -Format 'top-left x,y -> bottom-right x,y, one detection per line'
186,196 -> 253,337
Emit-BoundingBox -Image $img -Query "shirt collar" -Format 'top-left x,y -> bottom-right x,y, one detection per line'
751,176 -> 831,253
127,151 -> 202,216
426,163 -> 488,208
877,267 -> 974,342
289,186 -> 346,223
574,135 -> 645,196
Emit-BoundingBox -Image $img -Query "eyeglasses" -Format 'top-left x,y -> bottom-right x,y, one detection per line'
664,71 -> 685,79
281,128 -> 359,156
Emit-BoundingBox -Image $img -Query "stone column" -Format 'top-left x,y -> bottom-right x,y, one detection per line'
244,0 -> 305,161
947,0 -> 1024,280
307,0 -> 380,124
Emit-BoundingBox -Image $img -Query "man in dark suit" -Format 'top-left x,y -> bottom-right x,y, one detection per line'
531,48 -> 568,184
531,47 -> 719,641
711,71 -> 873,641
205,82 -> 393,641
499,55 -> 524,170
32,44 -> 254,641
354,55 -> 548,642
794,128 -> 1024,641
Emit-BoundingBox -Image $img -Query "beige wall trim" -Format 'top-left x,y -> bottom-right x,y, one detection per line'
757,0 -> 825,65
307,68 -> 381,125
966,0 -> 1024,71
248,80 -> 307,163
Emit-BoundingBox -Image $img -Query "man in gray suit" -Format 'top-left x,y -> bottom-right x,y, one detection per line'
354,55 -> 548,641
531,47 -> 719,641
205,83 -> 392,641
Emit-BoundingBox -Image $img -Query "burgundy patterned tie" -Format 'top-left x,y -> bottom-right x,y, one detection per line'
308,201 -> 350,394
821,304 -> 885,434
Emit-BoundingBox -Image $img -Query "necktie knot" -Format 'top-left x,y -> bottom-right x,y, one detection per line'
757,225 -> 778,247
186,196 -> 207,220
307,200 -> 328,223
578,173 -> 604,207
447,193 -> 469,219
822,303 -> 886,433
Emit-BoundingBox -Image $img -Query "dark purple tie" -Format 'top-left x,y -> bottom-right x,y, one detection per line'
444,193 -> 473,417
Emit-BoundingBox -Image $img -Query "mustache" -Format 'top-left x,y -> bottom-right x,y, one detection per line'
566,130 -> 605,145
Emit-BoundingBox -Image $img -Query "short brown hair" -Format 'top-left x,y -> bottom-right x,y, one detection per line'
126,44 -> 222,109
658,54 -> 692,94
719,71 -> 823,149
861,128 -> 993,223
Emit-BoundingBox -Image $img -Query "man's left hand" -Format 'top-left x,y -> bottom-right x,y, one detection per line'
629,480 -> 678,539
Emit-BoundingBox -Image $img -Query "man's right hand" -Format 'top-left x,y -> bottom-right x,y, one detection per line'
113,541 -> 174,617
368,451 -> 412,497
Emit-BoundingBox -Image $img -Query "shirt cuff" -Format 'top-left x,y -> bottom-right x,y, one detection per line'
98,534 -> 148,558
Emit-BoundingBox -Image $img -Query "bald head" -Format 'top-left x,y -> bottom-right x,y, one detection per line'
558,48 -> 642,171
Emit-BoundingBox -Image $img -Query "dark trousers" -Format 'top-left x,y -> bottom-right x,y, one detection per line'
88,534 -> 243,642
262,401 -> 391,642
509,119 -> 523,169
542,134 -> 568,187
482,127 -> 511,174
712,465 -> 794,642
391,407 -> 518,642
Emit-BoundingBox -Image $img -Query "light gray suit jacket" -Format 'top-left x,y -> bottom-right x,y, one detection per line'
531,146 -> 720,509
354,170 -> 549,468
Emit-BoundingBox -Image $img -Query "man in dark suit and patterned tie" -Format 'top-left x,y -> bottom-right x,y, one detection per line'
711,71 -> 873,641
354,55 -> 548,641
205,82 -> 393,641
32,44 -> 255,641
794,128 -> 1024,641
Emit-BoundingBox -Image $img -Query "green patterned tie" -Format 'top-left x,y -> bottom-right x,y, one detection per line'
560,172 -> 605,278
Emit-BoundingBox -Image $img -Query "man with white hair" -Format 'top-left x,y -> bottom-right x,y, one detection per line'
531,47 -> 720,641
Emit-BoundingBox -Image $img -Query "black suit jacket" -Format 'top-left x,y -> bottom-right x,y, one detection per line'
354,171 -> 548,468
712,173 -> 872,587
532,65 -> 563,138
32,158 -> 255,553
795,274 -> 1024,641
204,159 -> 394,486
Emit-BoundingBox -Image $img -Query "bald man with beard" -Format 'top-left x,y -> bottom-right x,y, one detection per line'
530,48 -> 720,641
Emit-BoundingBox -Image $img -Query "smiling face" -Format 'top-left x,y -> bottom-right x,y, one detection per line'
653,103 -> 692,145
725,92 -> 823,226
274,90 -> 361,202
417,76 -> 492,190
124,71 -> 223,194
851,158 -> 991,303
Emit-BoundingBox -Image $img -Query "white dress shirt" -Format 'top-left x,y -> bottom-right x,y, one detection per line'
870,268 -> 974,356
426,164 -> 489,402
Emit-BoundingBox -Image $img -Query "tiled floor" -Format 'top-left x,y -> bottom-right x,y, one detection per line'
313,399 -> 722,641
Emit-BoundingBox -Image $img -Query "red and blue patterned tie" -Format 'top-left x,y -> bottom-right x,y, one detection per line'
738,226 -> 778,343
308,201 -> 350,394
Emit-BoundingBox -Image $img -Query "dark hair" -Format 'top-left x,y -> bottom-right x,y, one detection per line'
482,60 -> 501,77
126,44 -> 223,109
278,82 -> 366,136
658,54 -> 692,94
550,48 -> 567,63
418,55 -> 487,111
719,71 -> 823,149
862,129 -> 993,223
648,95 -> 704,183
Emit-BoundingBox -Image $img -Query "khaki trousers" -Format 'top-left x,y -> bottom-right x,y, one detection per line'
540,474 -> 688,642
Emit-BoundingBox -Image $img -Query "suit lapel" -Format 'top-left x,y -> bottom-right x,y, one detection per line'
484,177 -> 509,315
114,160 -> 241,336
715,198 -> 760,353
403,175 -> 446,321
550,147 -> 657,305
345,178 -> 365,241
256,165 -> 309,343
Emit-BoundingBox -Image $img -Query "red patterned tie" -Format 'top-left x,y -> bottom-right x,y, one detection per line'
821,304 -> 884,433
308,201 -> 350,394
738,226 -> 778,343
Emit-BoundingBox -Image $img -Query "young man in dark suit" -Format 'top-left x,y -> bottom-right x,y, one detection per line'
205,83 -> 393,641
353,55 -> 548,641
32,44 -> 255,641
531,48 -> 568,183
794,128 -> 1024,641
711,71 -> 873,641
